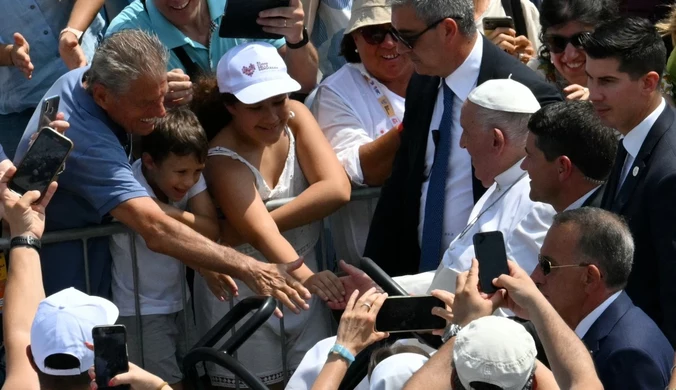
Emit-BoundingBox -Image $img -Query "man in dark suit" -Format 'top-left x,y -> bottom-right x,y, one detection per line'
363,0 -> 562,277
532,208 -> 673,389
520,100 -> 617,213
583,16 -> 676,346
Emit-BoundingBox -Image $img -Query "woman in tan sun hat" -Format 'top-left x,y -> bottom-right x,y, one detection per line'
310,0 -> 414,267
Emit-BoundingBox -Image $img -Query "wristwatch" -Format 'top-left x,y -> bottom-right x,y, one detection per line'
441,323 -> 462,343
286,27 -> 309,49
59,27 -> 84,45
10,235 -> 41,252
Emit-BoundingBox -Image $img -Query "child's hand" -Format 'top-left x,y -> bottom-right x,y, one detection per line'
201,269 -> 238,301
303,270 -> 346,303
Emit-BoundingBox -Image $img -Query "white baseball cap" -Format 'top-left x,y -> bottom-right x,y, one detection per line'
30,287 -> 119,376
216,42 -> 301,104
467,78 -> 541,114
453,316 -> 537,390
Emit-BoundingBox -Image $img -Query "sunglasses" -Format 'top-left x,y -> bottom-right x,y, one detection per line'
538,254 -> 589,276
389,16 -> 463,50
544,31 -> 591,54
359,25 -> 398,45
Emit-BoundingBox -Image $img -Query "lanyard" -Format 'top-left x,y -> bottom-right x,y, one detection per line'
456,172 -> 528,241
362,74 -> 402,129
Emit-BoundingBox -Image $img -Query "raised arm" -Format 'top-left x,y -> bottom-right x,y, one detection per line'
494,261 -> 603,390
2,176 -> 58,390
269,101 -> 351,232
59,0 -> 105,69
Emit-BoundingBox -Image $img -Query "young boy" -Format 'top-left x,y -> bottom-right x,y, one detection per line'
110,108 -> 229,389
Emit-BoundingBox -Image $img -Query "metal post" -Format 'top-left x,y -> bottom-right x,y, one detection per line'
82,238 -> 91,295
279,302 -> 289,386
180,265 -> 189,359
130,233 -> 145,368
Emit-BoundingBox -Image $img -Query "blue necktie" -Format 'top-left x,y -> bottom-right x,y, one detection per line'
420,83 -> 454,272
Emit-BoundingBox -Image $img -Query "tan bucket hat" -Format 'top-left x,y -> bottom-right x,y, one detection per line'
344,0 -> 393,35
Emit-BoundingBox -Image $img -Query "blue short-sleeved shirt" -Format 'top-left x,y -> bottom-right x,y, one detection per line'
0,0 -> 105,114
14,67 -> 149,298
106,0 -> 285,73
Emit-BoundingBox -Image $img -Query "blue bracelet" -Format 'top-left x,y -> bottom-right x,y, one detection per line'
328,344 -> 355,365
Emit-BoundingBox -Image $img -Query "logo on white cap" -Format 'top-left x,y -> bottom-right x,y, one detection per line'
217,42 -> 301,104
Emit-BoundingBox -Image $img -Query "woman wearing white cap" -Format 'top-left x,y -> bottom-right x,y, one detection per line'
190,41 -> 351,388
310,0 -> 414,266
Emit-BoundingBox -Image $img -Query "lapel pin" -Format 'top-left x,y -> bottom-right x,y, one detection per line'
632,166 -> 639,177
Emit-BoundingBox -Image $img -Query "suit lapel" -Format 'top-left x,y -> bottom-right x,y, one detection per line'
612,106 -> 674,213
601,143 -> 626,209
582,292 -> 633,357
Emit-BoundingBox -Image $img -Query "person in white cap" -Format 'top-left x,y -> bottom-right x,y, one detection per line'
0,173 -> 173,390
190,41 -> 352,389
422,78 -> 555,297
451,316 -> 537,390
310,0 -> 415,267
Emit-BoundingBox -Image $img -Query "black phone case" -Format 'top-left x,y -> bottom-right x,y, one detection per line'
219,0 -> 290,40
473,232 -> 509,294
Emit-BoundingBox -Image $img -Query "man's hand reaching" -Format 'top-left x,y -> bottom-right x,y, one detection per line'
243,257 -> 311,318
451,258 -> 504,327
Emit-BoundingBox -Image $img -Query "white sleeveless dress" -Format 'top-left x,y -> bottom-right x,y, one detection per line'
193,125 -> 332,387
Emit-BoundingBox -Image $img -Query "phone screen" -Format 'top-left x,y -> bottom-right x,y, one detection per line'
219,0 -> 291,39
473,231 -> 510,294
375,296 -> 446,333
37,96 -> 60,132
93,326 -> 130,389
9,128 -> 73,197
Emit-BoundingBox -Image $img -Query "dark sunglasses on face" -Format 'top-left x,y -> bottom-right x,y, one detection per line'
538,254 -> 589,276
544,31 -> 591,54
389,16 -> 463,50
360,25 -> 397,45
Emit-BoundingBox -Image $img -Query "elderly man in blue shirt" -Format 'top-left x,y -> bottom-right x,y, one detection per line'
106,0 -> 319,106
0,0 -> 105,160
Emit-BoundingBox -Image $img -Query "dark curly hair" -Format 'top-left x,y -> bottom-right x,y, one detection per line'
190,73 -> 239,141
538,0 -> 619,75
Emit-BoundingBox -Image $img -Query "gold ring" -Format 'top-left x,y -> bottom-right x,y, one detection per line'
361,302 -> 372,310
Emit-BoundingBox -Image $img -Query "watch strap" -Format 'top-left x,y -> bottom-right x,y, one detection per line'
60,27 -> 84,44
286,28 -> 309,49
328,344 -> 355,365
441,323 -> 462,343
10,235 -> 41,252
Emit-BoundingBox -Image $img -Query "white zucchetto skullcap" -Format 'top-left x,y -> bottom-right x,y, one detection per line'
467,78 -> 541,114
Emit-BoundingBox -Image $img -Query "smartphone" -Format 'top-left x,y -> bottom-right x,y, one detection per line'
375,296 -> 446,333
483,16 -> 515,36
37,95 -> 60,132
473,231 -> 510,294
219,0 -> 290,39
93,325 -> 130,390
8,127 -> 73,200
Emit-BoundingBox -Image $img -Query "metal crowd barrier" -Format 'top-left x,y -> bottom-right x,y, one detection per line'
0,187 -> 382,386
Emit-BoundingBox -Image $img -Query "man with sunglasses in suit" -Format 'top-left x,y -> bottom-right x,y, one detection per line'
363,0 -> 561,278
583,17 -> 676,348
530,207 -> 673,389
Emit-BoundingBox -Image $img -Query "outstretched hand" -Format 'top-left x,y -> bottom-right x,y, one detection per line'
327,260 -> 381,310
451,259 -> 504,327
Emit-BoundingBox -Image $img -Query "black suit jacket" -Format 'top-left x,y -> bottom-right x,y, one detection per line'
582,292 -> 673,389
363,36 -> 563,277
601,105 -> 676,346
581,185 -> 605,208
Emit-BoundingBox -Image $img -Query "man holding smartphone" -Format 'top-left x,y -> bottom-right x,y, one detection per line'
106,0 -> 319,106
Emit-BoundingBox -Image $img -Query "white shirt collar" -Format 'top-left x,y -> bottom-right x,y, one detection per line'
494,158 -> 527,191
563,186 -> 600,212
622,98 -> 666,158
574,290 -> 622,339
443,36 -> 483,101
